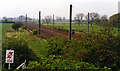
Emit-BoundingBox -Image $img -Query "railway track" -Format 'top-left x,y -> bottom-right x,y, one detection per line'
23,23 -> 81,40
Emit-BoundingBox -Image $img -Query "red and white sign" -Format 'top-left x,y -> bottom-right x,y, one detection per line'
6,50 -> 14,63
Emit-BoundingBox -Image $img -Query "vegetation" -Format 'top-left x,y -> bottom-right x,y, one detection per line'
24,55 -> 111,70
12,22 -> 23,31
47,36 -> 67,55
2,13 -> 120,71
21,25 -> 27,29
4,29 -> 48,58
1,19 -> 15,23
32,29 -> 39,35
2,37 -> 37,70
109,13 -> 120,28
43,23 -> 119,34
2,23 -> 13,36
46,32 -> 120,71
28,37 -> 48,58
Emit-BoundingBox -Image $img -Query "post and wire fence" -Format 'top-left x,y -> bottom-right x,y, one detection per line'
41,5 -> 120,36
39,11 -> 41,36
21,4 -> 120,40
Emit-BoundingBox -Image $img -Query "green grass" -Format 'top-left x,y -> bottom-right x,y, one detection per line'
28,38 -> 48,58
0,23 -> 13,50
2,23 -> 13,36
43,23 -> 119,34
5,29 -> 48,58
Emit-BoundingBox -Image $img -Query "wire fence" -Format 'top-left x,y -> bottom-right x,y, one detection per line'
20,5 -> 120,36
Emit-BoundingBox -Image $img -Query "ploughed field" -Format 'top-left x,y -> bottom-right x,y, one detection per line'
23,23 -> 82,40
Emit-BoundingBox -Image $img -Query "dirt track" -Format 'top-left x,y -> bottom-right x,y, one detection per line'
23,23 -> 81,40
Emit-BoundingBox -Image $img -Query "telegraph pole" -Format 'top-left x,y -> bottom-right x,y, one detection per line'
88,13 -> 90,37
26,14 -> 27,26
53,15 -> 54,28
39,11 -> 41,35
69,5 -> 72,40
33,16 -> 34,23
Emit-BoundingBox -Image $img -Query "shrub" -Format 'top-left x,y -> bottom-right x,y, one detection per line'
32,29 -> 38,35
24,55 -> 111,70
47,36 -> 90,60
83,33 -> 120,71
62,39 -> 90,60
2,37 -> 37,70
21,25 -> 27,29
12,22 -> 23,31
47,36 -> 67,55
46,32 -> 120,70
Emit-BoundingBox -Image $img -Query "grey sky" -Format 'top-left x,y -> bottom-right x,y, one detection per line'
0,0 -> 120,19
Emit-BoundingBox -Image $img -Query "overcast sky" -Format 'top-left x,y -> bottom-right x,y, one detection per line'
0,0 -> 120,19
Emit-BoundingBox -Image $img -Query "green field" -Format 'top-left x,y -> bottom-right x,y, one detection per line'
2,23 -> 13,36
43,23 -> 119,34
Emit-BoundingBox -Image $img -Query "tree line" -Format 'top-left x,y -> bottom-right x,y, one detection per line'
43,12 -> 108,25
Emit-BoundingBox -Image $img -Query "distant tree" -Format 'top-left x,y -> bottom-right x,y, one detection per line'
45,16 -> 52,24
7,17 -> 13,21
2,17 -> 8,23
28,18 -> 32,22
89,12 -> 100,26
74,17 -> 77,24
4,19 -> 8,23
2,17 -> 7,20
85,14 -> 88,23
94,13 -> 100,24
56,16 -> 62,22
101,15 -> 108,22
75,13 -> 84,26
85,15 -> 88,21
62,17 -> 66,21
18,15 -> 25,22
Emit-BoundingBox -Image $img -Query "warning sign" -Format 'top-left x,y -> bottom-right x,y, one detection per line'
6,50 -> 14,63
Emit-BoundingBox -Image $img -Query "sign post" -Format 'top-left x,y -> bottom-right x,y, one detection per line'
6,50 -> 14,69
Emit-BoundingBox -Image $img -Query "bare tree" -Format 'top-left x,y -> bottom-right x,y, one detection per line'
101,15 -> 108,22
56,16 -> 62,22
94,13 -> 100,24
62,17 -> 66,21
85,14 -> 89,24
75,13 -> 84,26
45,16 -> 52,24
28,17 -> 32,22
89,12 -> 100,26
74,17 -> 77,24
18,15 -> 25,22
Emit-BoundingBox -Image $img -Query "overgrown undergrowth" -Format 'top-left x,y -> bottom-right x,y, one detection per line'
2,23 -> 120,70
